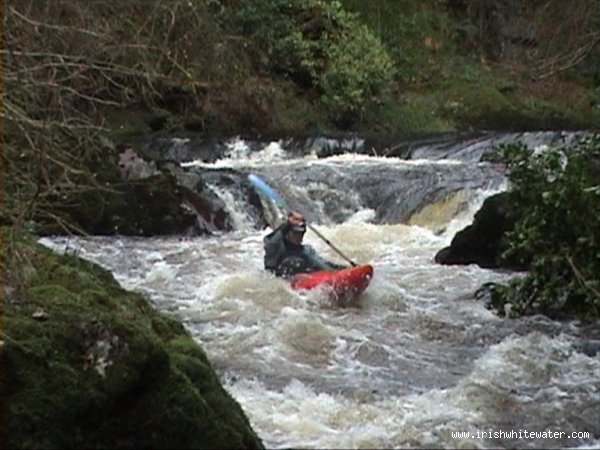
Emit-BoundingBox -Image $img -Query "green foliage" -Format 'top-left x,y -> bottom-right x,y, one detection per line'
341,0 -> 483,86
225,0 -> 394,125
491,136 -> 600,320
319,22 -> 393,125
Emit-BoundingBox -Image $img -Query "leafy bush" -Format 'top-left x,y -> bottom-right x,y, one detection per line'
342,0 -> 468,85
318,22 -> 393,125
489,135 -> 600,320
225,0 -> 394,125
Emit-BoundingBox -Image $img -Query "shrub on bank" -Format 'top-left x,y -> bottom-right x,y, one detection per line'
225,0 -> 394,126
488,135 -> 600,320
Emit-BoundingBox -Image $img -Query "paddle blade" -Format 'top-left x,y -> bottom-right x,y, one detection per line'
247,174 -> 289,210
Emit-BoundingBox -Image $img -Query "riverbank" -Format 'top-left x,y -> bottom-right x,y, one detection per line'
1,227 -> 264,449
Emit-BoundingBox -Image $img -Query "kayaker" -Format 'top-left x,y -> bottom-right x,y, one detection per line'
264,211 -> 347,277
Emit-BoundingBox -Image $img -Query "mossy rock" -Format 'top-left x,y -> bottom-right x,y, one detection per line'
1,228 -> 264,449
55,172 -> 199,236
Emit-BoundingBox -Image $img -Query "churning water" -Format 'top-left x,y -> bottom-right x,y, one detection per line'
41,138 -> 599,449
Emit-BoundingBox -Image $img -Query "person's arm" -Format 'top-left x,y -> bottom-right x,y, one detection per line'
303,246 -> 347,271
263,222 -> 288,272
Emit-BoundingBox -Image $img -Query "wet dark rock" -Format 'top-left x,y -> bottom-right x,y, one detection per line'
572,340 -> 600,357
53,131 -> 588,237
254,156 -> 506,225
274,131 -> 589,165
165,164 -> 268,232
435,192 -> 527,269
570,322 -> 600,357
356,342 -> 390,367
279,131 -> 488,160
135,134 -> 269,164
52,144 -> 269,237
118,147 -> 160,180
386,132 -> 491,160
135,134 -> 218,163
475,282 -> 499,307
47,170 -> 202,237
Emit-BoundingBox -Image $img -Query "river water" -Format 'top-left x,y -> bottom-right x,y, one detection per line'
41,137 -> 599,449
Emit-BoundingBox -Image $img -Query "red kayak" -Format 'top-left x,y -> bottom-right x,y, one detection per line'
290,264 -> 374,304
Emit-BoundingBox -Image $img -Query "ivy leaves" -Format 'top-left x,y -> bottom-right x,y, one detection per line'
491,135 -> 600,320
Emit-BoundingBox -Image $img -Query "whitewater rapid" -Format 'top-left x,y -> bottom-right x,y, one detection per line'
40,140 -> 599,449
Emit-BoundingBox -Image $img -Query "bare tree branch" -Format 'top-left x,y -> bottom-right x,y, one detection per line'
8,6 -> 111,40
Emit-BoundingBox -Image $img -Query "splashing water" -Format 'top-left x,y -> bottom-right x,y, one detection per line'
40,142 -> 599,449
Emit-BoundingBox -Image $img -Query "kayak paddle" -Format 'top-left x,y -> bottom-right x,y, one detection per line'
248,173 -> 357,267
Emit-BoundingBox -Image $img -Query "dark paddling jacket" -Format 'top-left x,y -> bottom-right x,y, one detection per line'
263,223 -> 345,277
